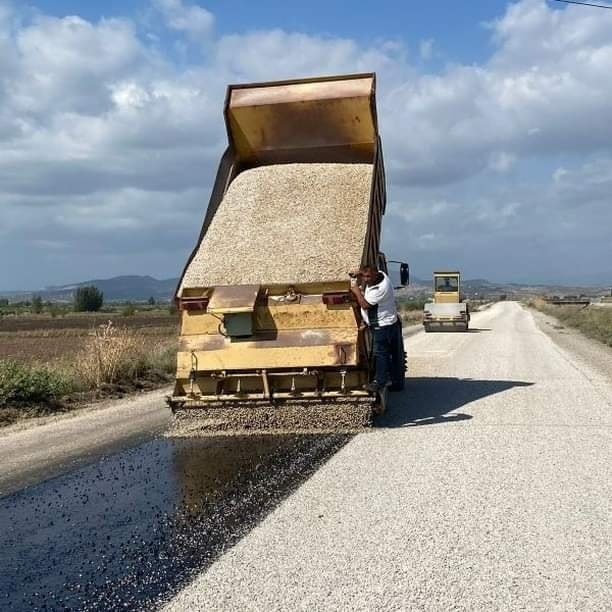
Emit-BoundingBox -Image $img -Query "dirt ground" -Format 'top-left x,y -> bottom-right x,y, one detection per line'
0,313 -> 178,363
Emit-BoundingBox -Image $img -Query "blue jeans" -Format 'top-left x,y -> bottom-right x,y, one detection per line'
372,319 -> 405,388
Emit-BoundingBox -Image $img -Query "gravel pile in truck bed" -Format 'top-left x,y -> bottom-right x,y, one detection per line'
180,163 -> 373,290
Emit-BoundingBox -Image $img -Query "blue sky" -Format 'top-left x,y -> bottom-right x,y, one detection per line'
1,0 -> 611,289
31,0 -> 531,69
35,1 -> 506,44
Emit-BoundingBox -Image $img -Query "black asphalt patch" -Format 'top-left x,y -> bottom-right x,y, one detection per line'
0,433 -> 350,611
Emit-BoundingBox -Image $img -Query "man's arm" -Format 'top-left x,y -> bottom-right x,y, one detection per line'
350,278 -> 372,310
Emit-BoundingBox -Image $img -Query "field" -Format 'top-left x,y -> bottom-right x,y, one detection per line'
0,311 -> 179,426
0,313 -> 178,363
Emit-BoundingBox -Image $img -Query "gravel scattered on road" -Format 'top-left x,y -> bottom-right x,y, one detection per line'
0,433 -> 351,611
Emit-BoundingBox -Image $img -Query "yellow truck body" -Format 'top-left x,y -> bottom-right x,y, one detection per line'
169,73 -> 405,410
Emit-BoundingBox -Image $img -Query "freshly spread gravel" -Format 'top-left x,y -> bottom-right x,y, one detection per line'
165,401 -> 374,437
180,163 -> 373,290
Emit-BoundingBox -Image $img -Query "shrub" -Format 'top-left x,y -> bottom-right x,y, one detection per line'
145,342 -> 176,377
0,360 -> 75,407
396,298 -> 428,312
73,322 -> 176,389
73,321 -> 146,388
74,286 -> 104,312
31,295 -> 43,314
121,303 -> 136,317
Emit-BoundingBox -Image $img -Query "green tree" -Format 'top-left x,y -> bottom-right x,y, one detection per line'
121,302 -> 136,316
32,295 -> 43,314
147,296 -> 156,306
74,286 -> 104,312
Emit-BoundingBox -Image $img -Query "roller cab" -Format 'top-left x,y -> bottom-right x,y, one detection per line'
423,271 -> 470,332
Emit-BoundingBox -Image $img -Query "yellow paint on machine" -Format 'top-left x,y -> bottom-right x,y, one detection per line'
180,302 -> 358,336
169,73 -> 390,406
176,328 -> 358,375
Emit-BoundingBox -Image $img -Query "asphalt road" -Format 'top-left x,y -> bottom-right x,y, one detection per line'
0,389 -> 171,497
164,302 -> 611,611
1,302 -> 610,611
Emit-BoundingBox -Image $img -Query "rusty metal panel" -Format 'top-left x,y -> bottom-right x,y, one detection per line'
178,328 -> 356,352
255,302 -> 357,331
176,328 -> 358,374
180,310 -> 221,335
207,285 -> 260,314
226,74 -> 377,164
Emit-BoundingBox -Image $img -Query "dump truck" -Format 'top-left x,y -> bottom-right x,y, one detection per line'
423,271 -> 470,332
169,73 -> 408,422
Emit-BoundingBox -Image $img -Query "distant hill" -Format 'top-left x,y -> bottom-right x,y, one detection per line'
0,276 -> 179,302
395,275 -> 609,299
46,275 -> 178,301
1,274 -> 609,303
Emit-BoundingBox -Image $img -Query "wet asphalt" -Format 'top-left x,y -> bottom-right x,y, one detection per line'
0,433 -> 351,611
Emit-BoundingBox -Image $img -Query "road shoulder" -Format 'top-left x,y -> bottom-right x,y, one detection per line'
528,305 -> 612,383
0,387 -> 171,497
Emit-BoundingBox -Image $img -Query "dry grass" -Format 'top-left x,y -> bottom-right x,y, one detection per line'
399,311 -> 423,325
0,312 -> 178,333
180,163 -> 373,290
0,313 -> 176,364
531,301 -> 612,347
73,321 -> 146,387
0,316 -> 178,425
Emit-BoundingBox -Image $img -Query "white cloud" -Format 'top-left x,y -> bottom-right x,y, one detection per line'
11,15 -> 150,117
382,0 -> 612,187
488,152 -> 516,173
419,38 -> 434,61
1,0 -> 611,288
553,167 -> 568,183
153,0 -> 214,40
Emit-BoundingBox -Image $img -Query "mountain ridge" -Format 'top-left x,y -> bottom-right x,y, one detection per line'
0,274 -> 609,302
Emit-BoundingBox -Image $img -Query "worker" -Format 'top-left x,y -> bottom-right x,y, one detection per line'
350,264 -> 405,393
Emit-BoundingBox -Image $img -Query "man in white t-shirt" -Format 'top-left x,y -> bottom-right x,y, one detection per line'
349,263 -> 405,393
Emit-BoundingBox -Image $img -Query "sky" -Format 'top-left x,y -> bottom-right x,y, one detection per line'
1,0 -> 611,290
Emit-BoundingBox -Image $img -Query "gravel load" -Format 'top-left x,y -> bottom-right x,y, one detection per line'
180,163 -> 373,291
